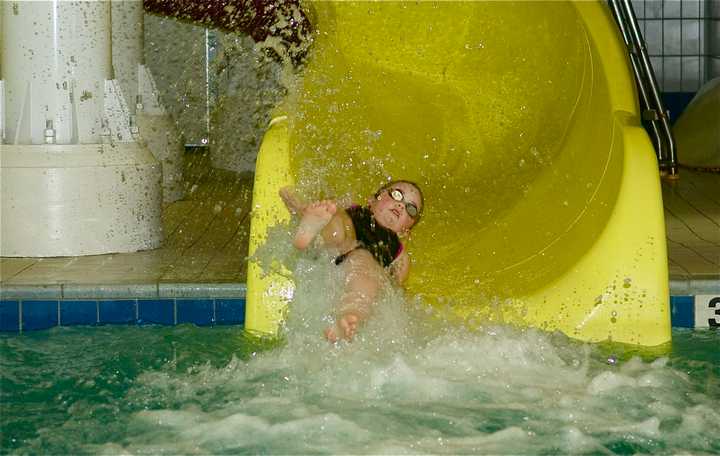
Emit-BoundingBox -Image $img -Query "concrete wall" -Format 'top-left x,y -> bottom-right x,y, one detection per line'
143,14 -> 286,173
144,14 -> 208,145
208,32 -> 285,173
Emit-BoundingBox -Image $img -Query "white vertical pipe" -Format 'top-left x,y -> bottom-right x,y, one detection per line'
0,2 -> 4,79
0,1 -> 4,142
2,1 -> 111,145
111,0 -> 143,114
205,28 -> 210,144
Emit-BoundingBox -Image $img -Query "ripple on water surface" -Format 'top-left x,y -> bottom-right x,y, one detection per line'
1,259 -> 719,454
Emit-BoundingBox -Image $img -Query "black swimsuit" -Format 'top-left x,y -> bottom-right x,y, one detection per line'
334,206 -> 403,268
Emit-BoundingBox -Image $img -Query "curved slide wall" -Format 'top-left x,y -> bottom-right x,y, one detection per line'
674,77 -> 720,168
247,1 -> 670,346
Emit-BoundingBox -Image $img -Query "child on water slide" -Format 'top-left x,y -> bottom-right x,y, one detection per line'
280,180 -> 424,342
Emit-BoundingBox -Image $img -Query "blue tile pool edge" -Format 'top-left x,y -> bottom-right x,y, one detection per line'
0,298 -> 246,332
1,283 -> 717,333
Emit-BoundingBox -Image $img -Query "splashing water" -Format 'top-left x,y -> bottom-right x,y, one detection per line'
2,250 -> 719,454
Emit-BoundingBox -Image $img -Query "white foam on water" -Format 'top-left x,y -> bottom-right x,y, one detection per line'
81,251 -> 720,454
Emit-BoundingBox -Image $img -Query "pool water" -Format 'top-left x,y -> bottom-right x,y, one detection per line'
2,257 -> 719,454
2,322 -> 719,454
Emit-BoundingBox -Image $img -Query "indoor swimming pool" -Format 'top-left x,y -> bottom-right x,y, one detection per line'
2,0 -> 719,454
2,254 -> 720,454
1,324 -> 718,454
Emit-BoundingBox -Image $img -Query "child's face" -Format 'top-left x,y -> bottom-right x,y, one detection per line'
369,182 -> 422,235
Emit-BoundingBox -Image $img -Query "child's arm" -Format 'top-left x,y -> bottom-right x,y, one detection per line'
279,186 -> 306,215
389,250 -> 411,285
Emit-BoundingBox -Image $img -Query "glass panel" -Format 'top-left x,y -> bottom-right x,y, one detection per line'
663,19 -> 682,54
681,56 -> 701,90
682,19 -> 701,54
647,0 -> 664,18
663,0 -> 682,18
632,0 -> 646,18
651,56 -> 665,86
664,57 -> 682,90
682,0 -> 701,18
645,20 -> 664,55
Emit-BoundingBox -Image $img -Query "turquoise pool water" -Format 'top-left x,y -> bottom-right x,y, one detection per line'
2,322 -> 719,454
2,250 -> 719,455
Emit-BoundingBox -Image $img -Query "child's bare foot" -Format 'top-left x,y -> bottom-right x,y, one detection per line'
279,187 -> 305,215
294,200 -> 336,250
324,312 -> 360,343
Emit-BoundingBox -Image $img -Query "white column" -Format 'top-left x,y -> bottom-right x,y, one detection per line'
0,1 -> 4,142
2,1 -> 111,144
1,1 -> 163,257
112,0 -> 143,115
0,2 -> 4,77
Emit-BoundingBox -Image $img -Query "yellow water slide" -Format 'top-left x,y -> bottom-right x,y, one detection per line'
674,78 -> 720,168
246,1 -> 671,346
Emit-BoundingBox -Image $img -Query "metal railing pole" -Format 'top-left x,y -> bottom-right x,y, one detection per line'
608,0 -> 663,155
618,0 -> 678,176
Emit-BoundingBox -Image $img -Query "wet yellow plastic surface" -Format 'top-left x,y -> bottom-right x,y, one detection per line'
247,1 -> 670,346
674,78 -> 720,168
246,119 -> 294,335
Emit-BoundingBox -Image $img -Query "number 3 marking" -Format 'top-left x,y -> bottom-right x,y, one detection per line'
709,297 -> 720,328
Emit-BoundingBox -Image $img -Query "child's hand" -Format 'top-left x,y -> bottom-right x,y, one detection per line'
324,312 -> 360,343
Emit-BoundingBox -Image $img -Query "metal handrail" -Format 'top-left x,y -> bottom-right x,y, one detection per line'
608,0 -> 678,177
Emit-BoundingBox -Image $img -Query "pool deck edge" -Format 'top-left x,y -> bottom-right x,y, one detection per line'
0,278 -> 715,300
0,282 -> 247,300
669,276 -> 720,296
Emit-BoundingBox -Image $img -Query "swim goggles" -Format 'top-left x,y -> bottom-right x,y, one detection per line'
387,188 -> 420,219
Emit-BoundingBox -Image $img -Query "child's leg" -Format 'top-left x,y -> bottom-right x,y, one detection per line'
325,249 -> 383,342
294,200 -> 337,250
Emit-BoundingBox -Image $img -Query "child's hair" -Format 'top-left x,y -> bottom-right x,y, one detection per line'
374,180 -> 425,224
